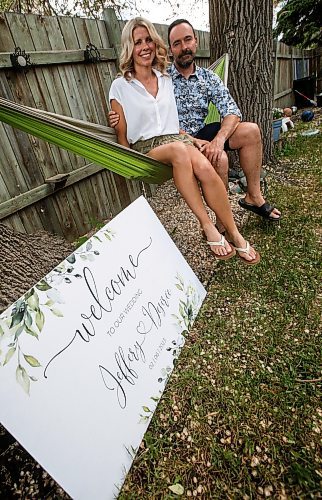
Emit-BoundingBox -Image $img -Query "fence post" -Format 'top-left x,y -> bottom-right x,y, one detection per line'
103,8 -> 122,66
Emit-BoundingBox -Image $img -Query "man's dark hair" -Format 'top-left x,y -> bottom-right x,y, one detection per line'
167,19 -> 196,46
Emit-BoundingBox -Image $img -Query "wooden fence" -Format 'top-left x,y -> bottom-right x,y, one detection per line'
0,8 -> 318,241
0,9 -> 213,240
273,41 -> 316,109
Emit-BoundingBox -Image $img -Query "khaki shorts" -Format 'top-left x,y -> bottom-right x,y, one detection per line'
132,133 -> 193,155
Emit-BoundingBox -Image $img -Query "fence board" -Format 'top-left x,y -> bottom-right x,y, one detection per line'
6,13 -> 81,237
58,16 -> 115,223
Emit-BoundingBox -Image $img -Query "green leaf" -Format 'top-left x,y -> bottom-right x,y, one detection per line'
10,311 -> 24,328
25,325 -> 39,339
23,354 -> 41,367
16,365 -> 30,395
93,235 -> 102,242
142,406 -> 150,412
168,484 -> 184,495
24,288 -> 34,299
36,310 -> 45,332
36,280 -> 51,291
4,347 -> 16,365
24,310 -> 33,328
15,324 -> 25,339
66,254 -> 76,264
175,284 -> 183,291
51,308 -> 64,317
27,292 -> 39,310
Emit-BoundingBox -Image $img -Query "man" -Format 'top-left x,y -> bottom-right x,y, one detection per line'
109,19 -> 281,225
167,19 -> 280,224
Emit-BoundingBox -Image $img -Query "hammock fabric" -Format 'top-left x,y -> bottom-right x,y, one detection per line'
0,98 -> 172,184
0,54 -> 229,185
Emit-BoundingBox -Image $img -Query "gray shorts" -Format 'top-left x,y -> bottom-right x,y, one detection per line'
132,133 -> 193,155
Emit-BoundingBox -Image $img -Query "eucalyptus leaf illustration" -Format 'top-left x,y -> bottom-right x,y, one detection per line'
51,308 -> 64,317
10,310 -> 24,328
4,347 -> 16,365
66,254 -> 76,264
173,274 -> 201,332
36,280 -> 52,291
16,365 -> 30,395
25,325 -> 39,338
27,292 -> 39,310
35,310 -> 45,332
23,354 -> 41,367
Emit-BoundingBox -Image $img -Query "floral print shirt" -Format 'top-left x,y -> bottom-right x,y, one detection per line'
168,63 -> 242,136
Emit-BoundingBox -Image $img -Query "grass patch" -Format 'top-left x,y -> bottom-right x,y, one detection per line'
119,127 -> 322,499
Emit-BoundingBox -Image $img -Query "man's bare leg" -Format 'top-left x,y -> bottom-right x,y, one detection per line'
229,122 -> 281,219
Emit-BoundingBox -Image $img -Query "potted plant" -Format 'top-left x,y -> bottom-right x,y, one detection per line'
272,108 -> 283,142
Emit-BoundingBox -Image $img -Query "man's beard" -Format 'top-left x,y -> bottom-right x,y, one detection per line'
176,50 -> 194,69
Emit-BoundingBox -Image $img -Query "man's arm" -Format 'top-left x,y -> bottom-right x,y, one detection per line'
199,71 -> 242,164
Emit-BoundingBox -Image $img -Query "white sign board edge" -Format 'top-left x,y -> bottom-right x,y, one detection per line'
0,196 -> 207,499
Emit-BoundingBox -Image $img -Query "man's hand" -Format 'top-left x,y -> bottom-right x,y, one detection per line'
199,135 -> 225,165
108,110 -> 120,128
192,138 -> 209,150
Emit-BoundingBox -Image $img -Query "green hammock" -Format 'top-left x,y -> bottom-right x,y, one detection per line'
0,54 -> 229,185
0,97 -> 172,184
204,53 -> 229,125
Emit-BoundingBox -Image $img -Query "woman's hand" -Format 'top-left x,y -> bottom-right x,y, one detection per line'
110,100 -> 129,148
108,110 -> 120,128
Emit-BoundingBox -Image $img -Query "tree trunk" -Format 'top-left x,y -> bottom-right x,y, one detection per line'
0,223 -> 73,313
209,0 -> 274,163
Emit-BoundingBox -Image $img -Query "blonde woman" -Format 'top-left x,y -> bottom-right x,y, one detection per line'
109,17 -> 260,264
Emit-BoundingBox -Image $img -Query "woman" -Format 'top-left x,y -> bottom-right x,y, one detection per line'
109,17 -> 260,264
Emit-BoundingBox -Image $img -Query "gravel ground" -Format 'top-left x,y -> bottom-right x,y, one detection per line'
149,179 -> 249,287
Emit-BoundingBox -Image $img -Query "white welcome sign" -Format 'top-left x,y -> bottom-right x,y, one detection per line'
0,196 -> 206,499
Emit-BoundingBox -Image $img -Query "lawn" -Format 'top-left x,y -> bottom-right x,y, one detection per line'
119,124 -> 322,498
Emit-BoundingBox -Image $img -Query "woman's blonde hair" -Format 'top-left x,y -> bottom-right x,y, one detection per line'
120,17 -> 169,79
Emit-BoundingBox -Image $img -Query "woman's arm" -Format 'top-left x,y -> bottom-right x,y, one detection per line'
110,99 -> 129,148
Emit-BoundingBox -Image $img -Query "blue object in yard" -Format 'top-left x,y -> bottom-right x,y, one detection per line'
301,110 -> 314,122
272,118 -> 282,142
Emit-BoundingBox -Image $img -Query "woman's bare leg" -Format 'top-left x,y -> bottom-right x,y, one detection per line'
148,142 -> 258,262
211,150 -> 228,234
147,142 -> 231,257
188,146 -> 258,261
